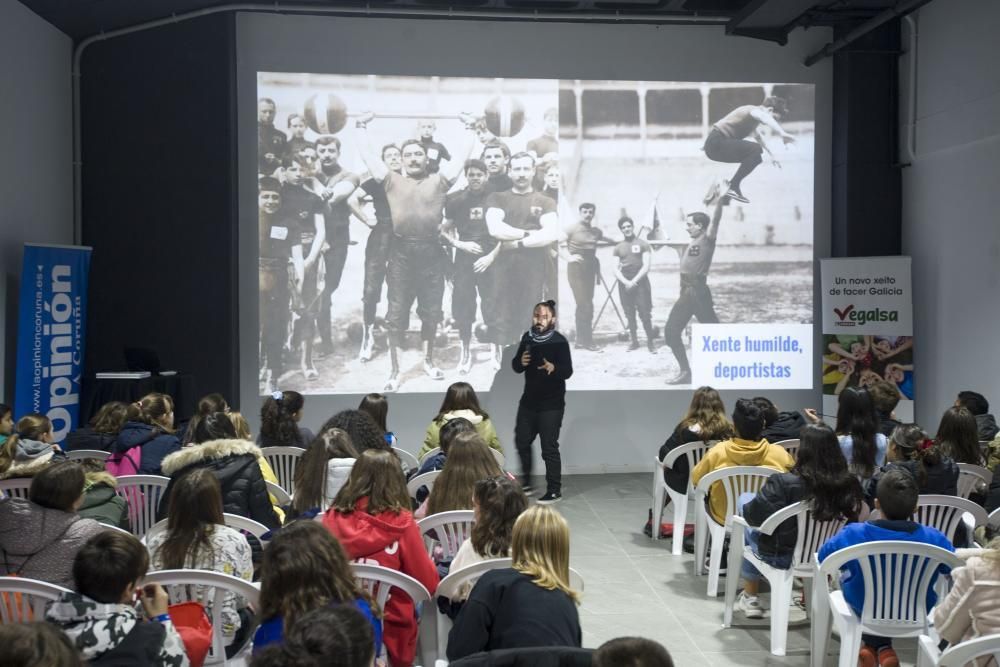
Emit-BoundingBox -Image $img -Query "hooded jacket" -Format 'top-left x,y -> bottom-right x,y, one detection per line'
0,498 -> 104,588
65,427 -> 118,452
863,456 -> 960,510
156,439 -> 280,529
761,411 -> 807,444
0,437 -> 57,479
690,437 -> 795,524
324,458 -> 355,506
45,590 -> 189,666
323,497 -> 439,667
932,554 -> 1000,667
78,471 -> 130,531
976,413 -> 999,442
420,410 -> 503,458
112,422 -> 181,476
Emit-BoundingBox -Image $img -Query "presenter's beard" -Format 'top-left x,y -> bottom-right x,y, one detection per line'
532,323 -> 553,334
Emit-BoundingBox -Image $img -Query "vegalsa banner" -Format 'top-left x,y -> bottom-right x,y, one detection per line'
820,256 -> 913,421
14,244 -> 92,441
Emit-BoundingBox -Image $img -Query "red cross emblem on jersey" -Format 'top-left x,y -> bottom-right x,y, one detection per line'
470,207 -> 484,220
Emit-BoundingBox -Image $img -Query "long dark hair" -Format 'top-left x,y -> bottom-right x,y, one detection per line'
90,401 -> 129,435
470,476 -> 528,558
157,468 -> 225,569
193,412 -> 237,444
834,387 -> 879,478
125,393 -> 175,434
434,382 -> 489,423
331,449 -> 409,515
260,390 -> 305,447
357,394 -> 389,432
890,423 -> 943,487
184,393 -> 229,445
427,432 -> 502,515
793,424 -> 863,522
934,406 -> 982,465
290,428 -> 358,519
318,410 -> 386,454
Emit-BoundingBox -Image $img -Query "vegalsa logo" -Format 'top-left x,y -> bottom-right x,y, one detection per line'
833,304 -> 899,327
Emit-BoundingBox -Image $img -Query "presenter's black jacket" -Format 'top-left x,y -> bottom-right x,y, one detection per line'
156,438 -> 281,529
761,411 -> 807,444
511,332 -> 573,410
447,568 -> 581,661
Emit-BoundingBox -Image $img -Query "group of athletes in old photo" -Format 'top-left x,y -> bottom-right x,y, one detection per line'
257,92 -> 795,391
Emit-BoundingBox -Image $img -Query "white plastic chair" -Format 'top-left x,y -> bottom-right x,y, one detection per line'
66,449 -> 111,461
870,494 -> 989,544
918,632 -> 1000,667
144,513 -> 272,550
264,480 -> 292,506
393,447 -> 420,472
143,569 -> 260,665
407,470 -> 442,502
113,474 -> 170,539
418,510 -> 476,559
260,446 -> 304,495
351,563 -> 434,666
956,463 -> 991,499
652,440 -> 717,555
0,576 -> 72,622
419,447 -> 442,464
810,541 -> 962,667
724,502 -> 848,656
693,465 -> 779,596
0,478 -> 32,500
772,439 -> 800,459
990,507 -> 1000,531
435,557 -> 513,660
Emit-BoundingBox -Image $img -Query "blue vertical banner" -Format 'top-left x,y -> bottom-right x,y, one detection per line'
14,244 -> 92,441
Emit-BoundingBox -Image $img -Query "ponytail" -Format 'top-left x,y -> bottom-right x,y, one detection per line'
126,393 -> 176,434
890,424 -> 939,487
260,390 -> 305,447
0,414 -> 53,473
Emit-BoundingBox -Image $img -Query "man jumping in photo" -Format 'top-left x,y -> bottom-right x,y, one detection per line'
663,192 -> 729,385
703,96 -> 795,204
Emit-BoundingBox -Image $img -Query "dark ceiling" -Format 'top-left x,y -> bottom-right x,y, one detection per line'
20,0 -> 905,45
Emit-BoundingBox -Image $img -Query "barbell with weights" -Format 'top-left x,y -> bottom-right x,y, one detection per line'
303,92 -> 528,138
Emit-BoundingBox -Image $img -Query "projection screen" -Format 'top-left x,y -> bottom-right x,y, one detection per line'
256,73 -> 814,395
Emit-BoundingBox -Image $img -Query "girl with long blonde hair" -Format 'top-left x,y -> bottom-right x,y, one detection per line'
657,386 -> 734,497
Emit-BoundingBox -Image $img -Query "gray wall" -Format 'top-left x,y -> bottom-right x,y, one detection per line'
901,0 -> 1000,427
236,14 -> 834,471
0,0 -> 73,399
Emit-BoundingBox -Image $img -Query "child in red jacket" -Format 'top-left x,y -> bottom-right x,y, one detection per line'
324,449 -> 439,667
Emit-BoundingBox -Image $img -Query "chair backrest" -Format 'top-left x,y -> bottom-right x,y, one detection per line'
490,448 -> 505,468
351,563 -> 431,613
956,463 -> 991,499
662,440 -> 718,489
0,478 -> 32,501
222,513 -> 272,543
112,475 -> 170,539
406,470 -> 442,501
393,447 -> 420,472
417,510 -> 476,559
755,501 -> 848,574
419,447 -> 442,464
260,446 -> 304,495
0,576 -> 72,622
990,507 -> 1000,531
694,465 -> 780,527
264,480 -> 292,506
772,439 -> 800,459
814,541 -> 962,637
65,449 -> 111,461
871,494 -> 990,544
436,557 -> 513,598
143,569 -> 260,665
935,633 -> 1000,667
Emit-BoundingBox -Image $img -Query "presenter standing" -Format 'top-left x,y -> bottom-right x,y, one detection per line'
511,300 -> 573,504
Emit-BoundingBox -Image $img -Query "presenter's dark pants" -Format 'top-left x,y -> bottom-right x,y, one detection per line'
515,404 -> 564,494
319,226 -> 350,346
703,128 -> 763,190
362,224 -> 392,326
665,274 -> 718,372
619,275 -> 654,337
385,237 -> 445,346
567,254 -> 597,346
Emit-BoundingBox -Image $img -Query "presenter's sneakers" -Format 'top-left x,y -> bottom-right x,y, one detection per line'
537,491 -> 562,504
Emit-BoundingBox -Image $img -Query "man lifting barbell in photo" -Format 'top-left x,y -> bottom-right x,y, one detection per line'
354,110 -> 478,393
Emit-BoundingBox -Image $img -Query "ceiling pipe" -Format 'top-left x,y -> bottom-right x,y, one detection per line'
803,0 -> 935,67
71,4 -> 731,242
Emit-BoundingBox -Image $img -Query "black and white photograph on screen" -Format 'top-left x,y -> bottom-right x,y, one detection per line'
555,80 -> 814,389
257,73 -> 560,395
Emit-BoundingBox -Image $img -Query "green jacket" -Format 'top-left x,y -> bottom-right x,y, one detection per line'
419,410 -> 503,458
78,472 -> 131,531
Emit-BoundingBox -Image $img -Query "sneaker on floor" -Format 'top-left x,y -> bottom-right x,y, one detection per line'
877,647 -> 899,667
735,591 -> 764,619
537,491 -> 562,504
858,645 -> 877,667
